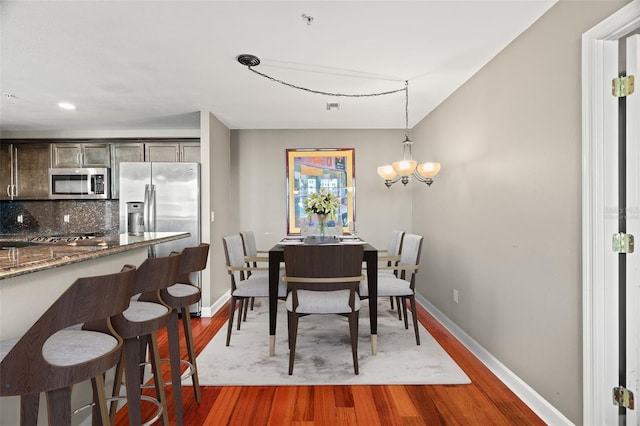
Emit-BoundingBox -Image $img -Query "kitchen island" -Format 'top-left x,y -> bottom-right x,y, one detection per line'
0,231 -> 189,426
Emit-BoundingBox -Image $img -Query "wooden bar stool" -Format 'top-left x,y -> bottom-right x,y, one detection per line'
160,243 -> 210,414
0,265 -> 137,426
109,252 -> 182,426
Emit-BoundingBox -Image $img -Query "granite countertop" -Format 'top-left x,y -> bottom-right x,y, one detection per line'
0,232 -> 189,280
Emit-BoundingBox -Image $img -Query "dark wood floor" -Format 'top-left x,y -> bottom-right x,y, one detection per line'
114,300 -> 545,425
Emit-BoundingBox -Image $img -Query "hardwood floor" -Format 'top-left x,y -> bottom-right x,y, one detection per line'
114,301 -> 545,425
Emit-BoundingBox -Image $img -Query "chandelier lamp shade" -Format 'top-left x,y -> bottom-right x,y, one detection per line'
377,81 -> 441,188
235,54 -> 440,188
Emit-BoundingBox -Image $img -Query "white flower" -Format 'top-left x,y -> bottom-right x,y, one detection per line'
304,189 -> 340,216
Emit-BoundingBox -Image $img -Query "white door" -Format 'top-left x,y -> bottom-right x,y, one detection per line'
626,34 -> 639,426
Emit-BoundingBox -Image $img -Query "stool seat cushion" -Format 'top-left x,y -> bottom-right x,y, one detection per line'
122,300 -> 170,322
167,283 -> 200,298
42,330 -> 118,366
286,289 -> 361,314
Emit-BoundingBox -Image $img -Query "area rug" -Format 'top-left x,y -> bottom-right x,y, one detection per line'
193,298 -> 471,386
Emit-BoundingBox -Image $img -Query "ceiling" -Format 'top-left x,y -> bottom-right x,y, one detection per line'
0,1 -> 556,133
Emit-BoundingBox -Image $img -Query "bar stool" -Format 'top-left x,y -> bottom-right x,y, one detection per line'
109,253 -> 182,426
0,265 -> 137,426
160,243 -> 210,413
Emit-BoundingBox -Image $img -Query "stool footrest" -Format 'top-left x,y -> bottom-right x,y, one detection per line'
140,359 -> 196,389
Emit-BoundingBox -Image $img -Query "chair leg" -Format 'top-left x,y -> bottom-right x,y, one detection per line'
409,296 -> 421,345
250,297 -> 255,310
122,338 -> 143,426
226,297 -> 237,346
349,311 -> 359,375
389,296 -> 394,310
91,374 -> 110,426
20,393 -> 39,426
166,311 -> 185,426
396,297 -> 403,320
242,296 -> 250,322
46,386 -> 72,426
149,332 -> 171,426
181,306 -> 201,403
288,312 -> 299,375
402,297 -> 409,329
237,299 -> 244,330
109,352 -> 125,423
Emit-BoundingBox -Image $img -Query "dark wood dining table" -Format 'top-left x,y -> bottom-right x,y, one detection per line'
268,241 -> 379,356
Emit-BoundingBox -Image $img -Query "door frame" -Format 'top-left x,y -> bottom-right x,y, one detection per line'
582,1 -> 640,424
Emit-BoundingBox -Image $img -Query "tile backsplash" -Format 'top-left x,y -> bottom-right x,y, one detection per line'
0,200 -> 120,236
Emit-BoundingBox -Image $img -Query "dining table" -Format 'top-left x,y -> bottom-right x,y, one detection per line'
268,237 -> 379,356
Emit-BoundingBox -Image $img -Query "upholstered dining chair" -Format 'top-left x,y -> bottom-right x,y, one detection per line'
223,234 -> 287,346
360,233 -> 424,345
378,230 -> 405,316
109,252 -> 182,426
283,244 -> 365,375
0,265 -> 137,426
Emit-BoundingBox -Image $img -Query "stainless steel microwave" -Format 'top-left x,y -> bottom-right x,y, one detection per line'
48,168 -> 110,199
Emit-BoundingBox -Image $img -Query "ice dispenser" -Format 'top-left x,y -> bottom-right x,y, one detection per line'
126,201 -> 145,236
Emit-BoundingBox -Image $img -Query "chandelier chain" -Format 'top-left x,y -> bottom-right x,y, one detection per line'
248,66 -> 406,98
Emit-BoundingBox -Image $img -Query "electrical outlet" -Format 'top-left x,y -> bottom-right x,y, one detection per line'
17,214 -> 23,223
453,289 -> 459,304
63,214 -> 70,223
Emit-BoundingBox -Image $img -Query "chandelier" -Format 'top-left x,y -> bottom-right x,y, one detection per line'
236,54 -> 440,188
377,81 -> 440,188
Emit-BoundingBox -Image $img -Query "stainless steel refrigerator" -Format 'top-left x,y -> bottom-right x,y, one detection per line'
119,162 -> 201,313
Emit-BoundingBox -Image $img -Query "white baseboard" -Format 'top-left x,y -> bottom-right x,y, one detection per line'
415,293 -> 574,426
200,292 -> 231,318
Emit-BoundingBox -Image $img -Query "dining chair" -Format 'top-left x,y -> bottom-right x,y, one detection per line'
360,233 -> 423,345
283,244 -> 365,375
240,230 -> 276,318
0,265 -> 137,426
223,235 -> 287,346
378,230 -> 405,317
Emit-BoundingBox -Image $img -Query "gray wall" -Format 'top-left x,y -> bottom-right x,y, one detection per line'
231,129 -> 413,252
410,1 -> 630,423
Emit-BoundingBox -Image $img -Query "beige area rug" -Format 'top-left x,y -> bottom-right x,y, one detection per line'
192,298 -> 471,386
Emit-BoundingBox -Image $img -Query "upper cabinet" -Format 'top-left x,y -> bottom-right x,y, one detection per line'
110,143 -> 144,199
0,142 -> 51,200
51,143 -> 111,168
144,140 -> 200,163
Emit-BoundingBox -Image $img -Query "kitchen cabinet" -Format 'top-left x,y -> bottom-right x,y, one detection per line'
51,143 -> 111,168
144,140 -> 200,163
110,143 -> 144,199
0,143 -> 51,200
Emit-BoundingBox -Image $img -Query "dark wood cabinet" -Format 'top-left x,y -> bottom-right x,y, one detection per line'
110,143 -> 144,199
52,143 -> 110,168
144,141 -> 200,163
0,143 -> 51,200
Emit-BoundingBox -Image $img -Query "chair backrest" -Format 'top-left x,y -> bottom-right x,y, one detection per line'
283,244 -> 364,292
175,243 -> 210,284
0,265 -> 137,396
136,251 -> 182,295
239,231 -> 258,259
223,235 -> 247,287
387,230 -> 405,257
398,234 -> 424,282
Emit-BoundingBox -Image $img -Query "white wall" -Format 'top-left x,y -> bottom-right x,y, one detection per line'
232,129 -> 413,251
410,1 -> 630,423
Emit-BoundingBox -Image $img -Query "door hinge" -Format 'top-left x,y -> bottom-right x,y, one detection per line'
613,233 -> 635,253
612,75 -> 635,97
613,386 -> 635,409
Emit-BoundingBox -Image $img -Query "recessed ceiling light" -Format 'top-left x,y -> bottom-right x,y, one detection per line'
326,102 -> 340,111
57,102 -> 76,110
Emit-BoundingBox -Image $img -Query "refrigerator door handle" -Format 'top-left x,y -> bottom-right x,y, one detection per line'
143,184 -> 151,232
149,184 -> 157,232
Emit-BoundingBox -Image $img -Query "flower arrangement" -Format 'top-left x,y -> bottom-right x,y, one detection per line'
304,188 -> 340,217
